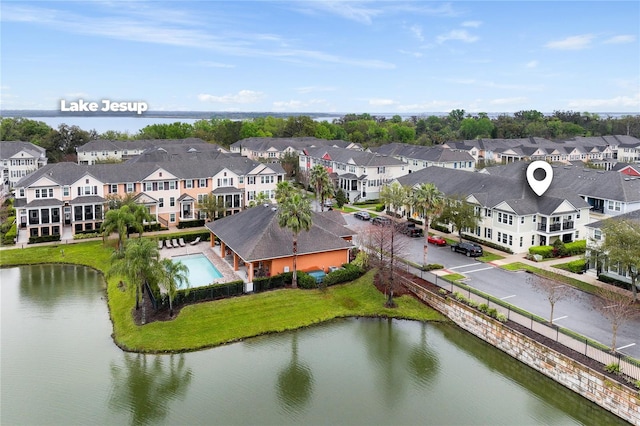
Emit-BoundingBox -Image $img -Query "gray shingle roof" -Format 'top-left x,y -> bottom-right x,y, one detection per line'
76,138 -> 209,153
206,204 -> 353,262
0,141 -> 46,159
304,146 -> 406,167
230,137 -> 353,152
372,143 -> 474,163
396,165 -> 589,215
586,209 -> 640,229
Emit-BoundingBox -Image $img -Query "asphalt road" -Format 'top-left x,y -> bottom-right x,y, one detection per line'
344,212 -> 640,359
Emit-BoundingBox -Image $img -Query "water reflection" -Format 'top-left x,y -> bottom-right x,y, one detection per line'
109,353 -> 192,426
18,264 -> 103,309
407,322 -> 440,388
276,331 -> 314,414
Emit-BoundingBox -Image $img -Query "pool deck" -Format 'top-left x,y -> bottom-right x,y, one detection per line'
158,241 -> 248,284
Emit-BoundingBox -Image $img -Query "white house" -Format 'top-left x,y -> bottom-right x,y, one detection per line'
0,141 -> 48,191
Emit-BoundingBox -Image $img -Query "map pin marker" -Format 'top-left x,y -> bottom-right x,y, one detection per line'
526,161 -> 553,196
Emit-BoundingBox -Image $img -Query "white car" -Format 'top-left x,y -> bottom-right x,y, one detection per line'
354,211 -> 371,220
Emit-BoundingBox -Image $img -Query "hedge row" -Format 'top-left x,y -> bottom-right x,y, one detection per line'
597,274 -> 633,291
529,240 -> 586,258
28,234 -> 61,244
172,280 -> 245,305
177,219 -> 205,229
431,223 -> 451,234
322,264 -> 363,286
462,233 -> 514,254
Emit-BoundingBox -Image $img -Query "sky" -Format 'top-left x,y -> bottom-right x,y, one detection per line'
1,1 -> 639,115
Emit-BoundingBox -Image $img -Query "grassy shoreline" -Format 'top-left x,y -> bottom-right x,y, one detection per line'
0,240 -> 445,353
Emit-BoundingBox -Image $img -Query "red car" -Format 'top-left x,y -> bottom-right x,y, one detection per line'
427,235 -> 447,246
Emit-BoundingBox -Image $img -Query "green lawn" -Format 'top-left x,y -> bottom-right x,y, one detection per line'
441,273 -> 466,283
477,252 -> 505,263
500,262 -> 598,294
0,239 -> 445,353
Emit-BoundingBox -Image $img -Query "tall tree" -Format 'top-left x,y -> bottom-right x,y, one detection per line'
131,204 -> 154,238
197,194 -> 223,221
380,181 -> 409,220
108,238 -> 161,324
309,165 -> 334,211
527,273 -> 572,325
437,196 -> 480,242
101,205 -> 136,252
158,258 -> 190,317
409,183 -> 444,267
593,287 -> 640,352
275,180 -> 295,204
600,218 -> 640,300
277,191 -> 312,288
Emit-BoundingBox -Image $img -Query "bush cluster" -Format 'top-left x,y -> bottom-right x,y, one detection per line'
463,233 -> 513,254
451,292 -> 507,322
597,274 -> 632,291
565,259 -> 586,274
430,223 -> 451,234
28,235 -> 61,244
323,264 -> 363,286
529,240 -> 586,259
177,219 -> 205,229
73,232 -> 101,240
0,216 -> 16,245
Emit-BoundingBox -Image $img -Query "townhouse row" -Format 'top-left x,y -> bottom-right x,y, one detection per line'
13,153 -> 285,240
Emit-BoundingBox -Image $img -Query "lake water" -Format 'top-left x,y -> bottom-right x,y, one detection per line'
0,265 -> 626,425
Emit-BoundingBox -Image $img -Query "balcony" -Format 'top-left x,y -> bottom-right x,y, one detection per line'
538,222 -> 572,233
563,221 -> 574,230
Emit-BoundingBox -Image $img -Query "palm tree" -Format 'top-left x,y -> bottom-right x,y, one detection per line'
108,238 -> 161,325
410,183 -> 444,266
277,190 -> 313,288
131,204 -> 154,238
158,258 -> 190,317
101,205 -> 135,252
275,180 -> 295,204
309,165 -> 333,211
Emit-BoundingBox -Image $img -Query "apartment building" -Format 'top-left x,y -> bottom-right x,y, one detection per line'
396,166 -> 592,254
299,145 -> 407,202
0,141 -> 48,190
229,137 -> 361,161
371,143 -> 476,173
13,155 -> 285,240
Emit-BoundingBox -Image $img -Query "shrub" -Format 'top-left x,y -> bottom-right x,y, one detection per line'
564,240 -> 586,256
2,222 -> 17,245
430,223 -> 450,234
323,263 -> 363,287
478,303 -> 489,313
73,232 -> 101,240
529,245 -> 554,258
422,263 -> 444,271
462,234 -> 514,254
552,239 -> 567,257
454,292 -> 466,302
28,235 -> 61,244
295,271 -> 317,289
468,300 -> 479,308
375,204 -> 385,212
496,313 -> 507,322
0,216 -> 16,233
635,380 -> 640,390
177,219 -> 205,229
565,259 -> 586,274
597,274 -> 632,291
487,307 -> 498,318
604,363 -> 621,374
438,289 -> 448,296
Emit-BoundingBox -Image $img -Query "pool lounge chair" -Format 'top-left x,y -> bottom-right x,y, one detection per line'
190,236 -> 201,245
165,239 -> 173,248
178,238 -> 186,247
158,240 -> 163,250
172,238 -> 179,248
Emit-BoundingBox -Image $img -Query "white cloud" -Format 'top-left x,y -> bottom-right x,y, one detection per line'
293,2 -> 382,24
197,90 -> 264,104
545,34 -> 594,50
65,92 -> 90,98
398,49 -> 423,58
489,97 -> 528,105
603,35 -> 636,44
369,99 -> 397,106
396,100 -> 464,112
409,25 -> 424,42
567,93 -> 640,109
461,21 -> 482,28
272,99 -> 330,111
437,30 -> 479,44
525,60 -> 538,68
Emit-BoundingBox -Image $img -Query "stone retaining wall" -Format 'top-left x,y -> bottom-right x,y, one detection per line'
405,281 -> 640,425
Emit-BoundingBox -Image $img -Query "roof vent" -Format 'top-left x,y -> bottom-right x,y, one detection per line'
264,204 -> 270,207
271,207 -> 277,211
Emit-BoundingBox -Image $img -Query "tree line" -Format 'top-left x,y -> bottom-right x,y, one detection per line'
2,110 -> 640,163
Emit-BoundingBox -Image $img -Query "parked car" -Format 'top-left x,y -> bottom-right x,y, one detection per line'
451,241 -> 483,257
354,211 -> 371,220
396,222 -> 423,238
427,234 -> 447,246
371,216 -> 392,226
323,199 -> 334,208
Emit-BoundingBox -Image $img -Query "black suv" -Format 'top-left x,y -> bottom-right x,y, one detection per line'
451,241 -> 483,257
396,222 -> 424,238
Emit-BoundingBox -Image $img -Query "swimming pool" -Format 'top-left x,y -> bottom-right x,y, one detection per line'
172,253 -> 223,289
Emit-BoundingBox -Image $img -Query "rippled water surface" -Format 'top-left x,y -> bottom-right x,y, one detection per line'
1,265 -> 626,425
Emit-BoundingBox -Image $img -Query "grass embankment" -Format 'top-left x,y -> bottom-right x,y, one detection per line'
0,240 -> 445,353
501,262 -> 598,294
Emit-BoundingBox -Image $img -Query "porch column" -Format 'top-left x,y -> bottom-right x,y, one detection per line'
248,262 -> 254,282
210,234 -> 215,247
233,252 -> 239,271
219,241 -> 226,258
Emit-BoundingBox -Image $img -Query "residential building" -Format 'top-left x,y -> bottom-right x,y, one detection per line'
76,138 -> 225,165
395,166 -> 591,254
0,141 -> 48,190
584,209 -> 640,286
206,204 -> 354,282
299,145 -> 407,202
13,154 -> 285,240
371,143 -> 475,172
484,162 -> 640,218
229,137 -> 361,161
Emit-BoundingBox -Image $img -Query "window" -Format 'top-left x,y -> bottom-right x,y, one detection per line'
532,235 -> 535,245
238,176 -> 244,184
484,208 -> 491,217
485,228 -> 492,239
532,215 -> 536,223
519,237 -> 523,247
185,180 -> 193,189
159,198 -> 164,208
508,235 -> 513,246
170,197 -> 175,207
377,167 -> 385,174
248,176 -> 255,185
594,229 -> 602,240
199,179 -> 207,188
575,231 -> 579,239
126,183 -> 134,193
248,191 -> 255,201
110,184 -> 118,193
19,189 -> 25,197
63,186 -> 70,197
520,216 -> 525,224
607,200 -> 621,212
169,181 -> 177,190
261,175 -> 274,184
169,213 -> 175,223
145,182 -> 153,192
